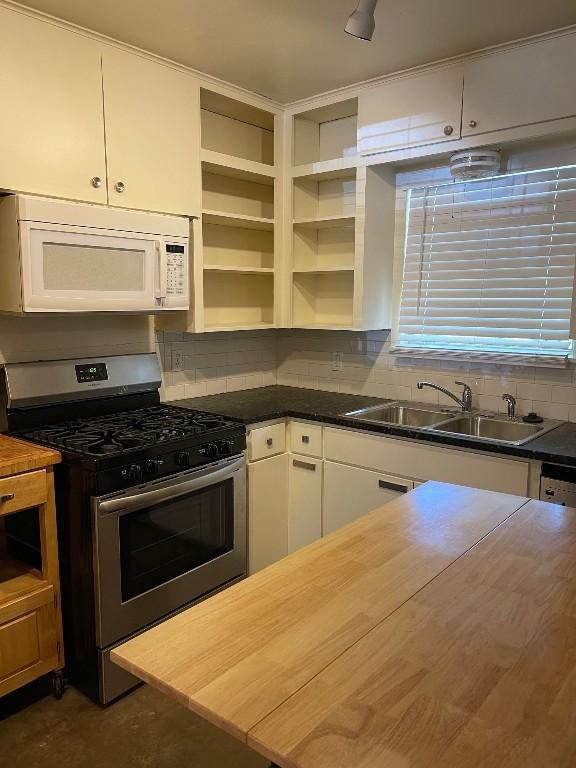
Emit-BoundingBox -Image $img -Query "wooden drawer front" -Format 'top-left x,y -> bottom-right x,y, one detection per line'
248,423 -> 286,462
0,470 -> 46,517
0,588 -> 58,695
324,427 -> 529,496
289,421 -> 323,459
0,612 -> 40,679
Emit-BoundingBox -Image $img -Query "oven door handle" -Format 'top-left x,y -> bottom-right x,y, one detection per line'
97,456 -> 245,516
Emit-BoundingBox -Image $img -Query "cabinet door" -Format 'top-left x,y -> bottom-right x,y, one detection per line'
102,47 -> 201,216
0,8 -> 107,203
463,35 -> 576,136
247,454 -> 289,574
323,461 -> 413,536
288,455 -> 322,553
0,587 -> 59,698
357,66 -> 463,155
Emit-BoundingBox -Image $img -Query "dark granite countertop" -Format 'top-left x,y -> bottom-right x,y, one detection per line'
170,385 -> 576,468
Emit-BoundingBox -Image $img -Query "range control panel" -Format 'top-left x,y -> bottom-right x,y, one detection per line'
165,243 -> 187,297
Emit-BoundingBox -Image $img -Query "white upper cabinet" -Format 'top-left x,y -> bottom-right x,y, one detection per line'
357,66 -> 464,156
102,48 -> 201,216
0,9 -> 107,203
462,35 -> 576,137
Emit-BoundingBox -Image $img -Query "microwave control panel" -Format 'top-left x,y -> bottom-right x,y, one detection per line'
165,243 -> 186,297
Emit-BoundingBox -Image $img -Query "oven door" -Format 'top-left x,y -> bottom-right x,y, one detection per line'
93,455 -> 246,648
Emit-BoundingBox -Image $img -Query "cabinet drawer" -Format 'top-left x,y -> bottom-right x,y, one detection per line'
324,427 -> 529,496
248,423 -> 286,462
0,470 -> 46,518
289,421 -> 323,458
0,587 -> 58,696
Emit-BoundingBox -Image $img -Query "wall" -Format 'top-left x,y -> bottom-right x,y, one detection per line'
276,328 -> 576,421
0,315 -> 152,363
156,329 -> 277,401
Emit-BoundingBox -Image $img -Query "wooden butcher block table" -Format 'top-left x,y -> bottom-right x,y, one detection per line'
112,481 -> 576,767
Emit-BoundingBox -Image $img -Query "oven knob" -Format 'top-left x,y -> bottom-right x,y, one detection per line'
199,443 -> 218,460
175,450 -> 190,467
144,459 -> 161,477
127,464 -> 143,483
217,440 -> 233,456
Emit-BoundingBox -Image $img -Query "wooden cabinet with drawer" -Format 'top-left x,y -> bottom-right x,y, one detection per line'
0,437 -> 63,699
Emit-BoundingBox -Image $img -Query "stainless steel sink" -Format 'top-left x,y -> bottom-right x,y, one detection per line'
343,403 -> 453,428
342,402 -> 561,446
427,414 -> 558,445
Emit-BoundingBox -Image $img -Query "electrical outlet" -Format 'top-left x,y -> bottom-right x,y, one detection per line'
332,352 -> 343,372
172,349 -> 184,371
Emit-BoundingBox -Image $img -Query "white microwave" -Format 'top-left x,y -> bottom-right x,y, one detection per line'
0,195 -> 190,313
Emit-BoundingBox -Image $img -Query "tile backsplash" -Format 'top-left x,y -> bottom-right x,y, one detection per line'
276,330 -> 576,422
157,328 -> 576,422
156,329 -> 277,401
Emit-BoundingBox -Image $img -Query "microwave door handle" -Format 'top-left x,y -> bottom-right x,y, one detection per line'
98,456 -> 244,516
155,240 -> 167,299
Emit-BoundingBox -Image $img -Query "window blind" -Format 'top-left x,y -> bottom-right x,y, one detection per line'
395,164 -> 576,366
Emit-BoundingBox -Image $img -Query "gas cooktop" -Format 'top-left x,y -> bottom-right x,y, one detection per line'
20,405 -> 241,458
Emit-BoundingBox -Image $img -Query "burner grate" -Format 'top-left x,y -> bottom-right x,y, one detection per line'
22,405 -> 238,457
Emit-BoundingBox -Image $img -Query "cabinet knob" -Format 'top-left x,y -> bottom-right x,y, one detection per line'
443,124 -> 454,136
266,438 -> 273,447
114,181 -> 126,193
468,119 -> 478,128
90,176 -> 103,189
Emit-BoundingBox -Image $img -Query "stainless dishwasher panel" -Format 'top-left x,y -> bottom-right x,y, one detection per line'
539,476 -> 576,506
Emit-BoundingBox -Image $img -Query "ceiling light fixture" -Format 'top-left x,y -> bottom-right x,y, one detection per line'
345,0 -> 378,41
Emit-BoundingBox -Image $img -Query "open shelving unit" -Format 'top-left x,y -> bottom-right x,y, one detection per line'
201,90 -> 275,167
288,106 -> 396,330
290,163 -> 358,327
198,89 -> 277,331
292,270 -> 355,328
292,98 -> 359,174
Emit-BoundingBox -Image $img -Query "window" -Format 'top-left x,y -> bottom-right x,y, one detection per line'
395,164 -> 576,366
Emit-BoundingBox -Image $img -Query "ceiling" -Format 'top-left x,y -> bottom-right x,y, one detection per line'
20,0 -> 576,103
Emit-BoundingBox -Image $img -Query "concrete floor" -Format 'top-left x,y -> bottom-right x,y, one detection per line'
0,682 -> 269,768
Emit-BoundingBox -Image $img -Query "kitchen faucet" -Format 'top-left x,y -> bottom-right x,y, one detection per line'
416,380 -> 473,412
502,393 -> 516,419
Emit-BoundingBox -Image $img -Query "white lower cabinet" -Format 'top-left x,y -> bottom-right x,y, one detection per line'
247,420 -> 531,573
288,455 -> 322,553
323,461 -> 413,536
324,427 -> 529,496
247,453 -> 289,574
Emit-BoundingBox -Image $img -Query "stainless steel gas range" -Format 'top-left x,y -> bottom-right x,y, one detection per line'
1,353 -> 247,704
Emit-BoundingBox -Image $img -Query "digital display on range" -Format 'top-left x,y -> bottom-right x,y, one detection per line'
75,362 -> 108,383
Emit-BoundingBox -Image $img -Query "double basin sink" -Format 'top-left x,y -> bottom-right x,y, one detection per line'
342,402 -> 560,446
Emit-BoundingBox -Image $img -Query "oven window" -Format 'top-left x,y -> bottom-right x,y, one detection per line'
119,479 -> 234,601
